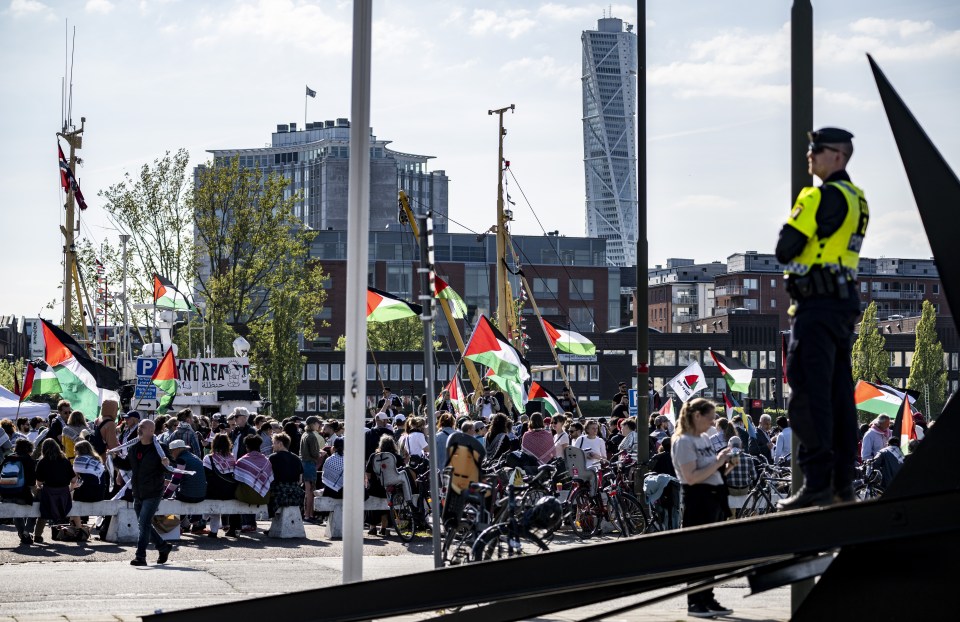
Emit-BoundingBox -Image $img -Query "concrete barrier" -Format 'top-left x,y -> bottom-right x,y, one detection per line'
314,495 -> 390,539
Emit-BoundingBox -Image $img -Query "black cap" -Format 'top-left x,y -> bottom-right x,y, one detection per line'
123,410 -> 141,419
808,127 -> 853,144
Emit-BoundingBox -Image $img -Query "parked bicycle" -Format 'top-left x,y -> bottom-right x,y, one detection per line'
471,468 -> 561,561
736,458 -> 791,519
853,457 -> 884,501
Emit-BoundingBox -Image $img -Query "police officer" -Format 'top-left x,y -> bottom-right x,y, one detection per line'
775,127 -> 868,510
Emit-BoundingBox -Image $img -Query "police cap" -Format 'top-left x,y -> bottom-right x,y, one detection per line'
807,127 -> 853,144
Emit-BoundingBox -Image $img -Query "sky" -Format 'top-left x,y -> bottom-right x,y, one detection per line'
1,0 -> 959,320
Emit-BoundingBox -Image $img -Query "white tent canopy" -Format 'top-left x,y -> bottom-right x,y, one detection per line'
0,386 -> 52,419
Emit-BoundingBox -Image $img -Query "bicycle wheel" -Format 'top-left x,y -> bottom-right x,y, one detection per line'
442,524 -> 476,566
616,492 -> 649,535
390,492 -> 416,542
471,523 -> 549,561
569,488 -> 599,539
606,495 -> 629,537
856,484 -> 884,501
737,489 -> 773,518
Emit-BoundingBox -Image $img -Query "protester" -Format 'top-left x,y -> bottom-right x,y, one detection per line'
1,439 -> 38,545
435,413 -> 456,469
61,410 -> 87,461
33,438 -> 77,543
551,414 -> 569,459
773,416 -> 792,464
520,413 -> 555,465
873,436 -> 905,488
618,418 -> 639,455
365,409 -> 394,460
48,400 -> 71,448
230,408 -> 257,459
300,416 -> 324,522
234,435 -> 274,526
572,419 -> 606,471
320,438 -> 345,499
168,439 -> 207,533
648,436 -> 676,478
129,419 -> 173,566
484,413 -> 512,463
202,433 -> 238,538
399,416 -> 429,468
671,397 -> 735,618
364,434 -> 403,536
268,432 -> 304,521
170,409 -> 202,457
860,415 -> 891,462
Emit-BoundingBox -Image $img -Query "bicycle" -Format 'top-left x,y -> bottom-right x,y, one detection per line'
441,479 -> 494,565
853,458 -> 884,501
736,459 -> 792,519
471,468 -> 559,561
372,452 -> 419,542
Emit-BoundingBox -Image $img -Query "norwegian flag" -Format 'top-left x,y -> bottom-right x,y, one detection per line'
58,143 -> 88,210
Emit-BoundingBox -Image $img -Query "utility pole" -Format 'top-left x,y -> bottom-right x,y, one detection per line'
59,119 -> 84,334
489,105 -> 515,340
120,234 -> 130,371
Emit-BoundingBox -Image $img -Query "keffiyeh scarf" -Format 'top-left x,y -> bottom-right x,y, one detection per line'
234,450 -> 274,497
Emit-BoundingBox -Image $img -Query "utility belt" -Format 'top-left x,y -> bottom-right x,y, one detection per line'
785,266 -> 853,301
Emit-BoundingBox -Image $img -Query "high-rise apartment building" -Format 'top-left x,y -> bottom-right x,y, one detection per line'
205,119 -> 448,233
582,17 -> 638,267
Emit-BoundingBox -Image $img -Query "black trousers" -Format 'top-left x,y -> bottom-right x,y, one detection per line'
681,484 -> 728,606
786,303 -> 859,492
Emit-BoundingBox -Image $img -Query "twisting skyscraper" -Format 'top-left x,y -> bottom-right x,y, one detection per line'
582,16 -> 638,267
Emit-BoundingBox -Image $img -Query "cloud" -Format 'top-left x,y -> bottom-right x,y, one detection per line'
8,0 -> 53,18
850,18 -> 933,39
673,194 -> 738,212
499,55 -> 579,87
85,0 -> 114,14
537,3 -> 637,24
193,0 -> 348,54
469,8 -> 536,39
817,25 -> 960,63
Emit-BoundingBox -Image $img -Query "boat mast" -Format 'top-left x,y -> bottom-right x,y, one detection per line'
489,104 -> 515,342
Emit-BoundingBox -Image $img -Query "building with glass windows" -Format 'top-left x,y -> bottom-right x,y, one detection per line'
582,16 -> 638,267
204,119 -> 448,233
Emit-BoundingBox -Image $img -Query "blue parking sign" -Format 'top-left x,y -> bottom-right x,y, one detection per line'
628,389 -> 638,418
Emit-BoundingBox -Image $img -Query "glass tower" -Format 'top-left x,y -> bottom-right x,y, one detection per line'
582,17 -> 638,267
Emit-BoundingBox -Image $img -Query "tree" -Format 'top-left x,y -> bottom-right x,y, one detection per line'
852,302 -> 890,384
98,149 -> 195,336
907,300 -> 947,418
336,317 -> 440,352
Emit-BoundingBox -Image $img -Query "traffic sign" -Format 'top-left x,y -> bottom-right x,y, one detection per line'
628,389 -> 638,418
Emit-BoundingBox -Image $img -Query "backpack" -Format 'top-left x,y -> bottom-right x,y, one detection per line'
89,419 -> 110,455
0,458 -> 26,494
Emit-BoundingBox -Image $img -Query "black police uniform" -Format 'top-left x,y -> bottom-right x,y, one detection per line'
775,127 -> 863,502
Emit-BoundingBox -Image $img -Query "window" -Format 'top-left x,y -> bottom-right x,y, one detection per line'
366,364 -> 376,380
861,281 -> 868,293
569,278 -> 594,300
379,364 -> 389,381
318,395 -> 329,412
770,279 -> 777,288
317,364 -> 329,381
744,298 -> 758,310
533,278 -> 558,296
744,278 -> 759,290
891,351 -> 903,367
568,307 -> 594,332
654,350 -> 676,366
678,350 -> 699,366
306,364 -> 317,381
465,264 -> 491,318
770,299 -> 777,309
386,264 -> 412,299
306,395 -> 317,412
590,365 -> 600,381
414,364 -> 423,381
578,365 -> 590,382
331,364 -> 341,381
759,350 -> 768,370
390,364 -> 400,381
402,364 -> 412,381
296,395 -> 305,412
904,351 -> 914,367
934,284 -> 940,294
703,351 -> 717,366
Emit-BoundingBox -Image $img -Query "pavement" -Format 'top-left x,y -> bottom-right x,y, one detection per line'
0,520 -> 792,621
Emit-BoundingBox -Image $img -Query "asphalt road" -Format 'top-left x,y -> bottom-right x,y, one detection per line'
0,521 -> 791,621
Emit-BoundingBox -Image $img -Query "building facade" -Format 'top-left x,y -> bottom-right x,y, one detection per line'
582,16 -> 639,267
205,119 -> 448,233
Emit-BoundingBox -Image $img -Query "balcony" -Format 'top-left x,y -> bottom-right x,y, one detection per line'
715,286 -> 746,297
870,290 -> 923,301
672,311 -> 697,323
672,294 -> 699,306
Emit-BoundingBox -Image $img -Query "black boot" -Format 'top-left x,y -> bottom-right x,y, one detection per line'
777,485 -> 833,511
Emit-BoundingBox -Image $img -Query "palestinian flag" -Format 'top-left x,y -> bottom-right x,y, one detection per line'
854,380 -> 915,418
151,347 -> 179,416
667,361 -> 707,403
528,382 -> 562,416
154,274 -> 196,311
542,318 -> 596,356
484,368 -> 527,411
441,376 -> 470,418
366,287 -> 422,323
19,361 -> 62,401
724,391 -> 756,438
657,397 -> 676,427
465,315 -> 531,387
41,319 -> 121,420
710,349 -> 753,393
58,143 -> 88,210
434,276 -> 467,319
891,396 -> 919,456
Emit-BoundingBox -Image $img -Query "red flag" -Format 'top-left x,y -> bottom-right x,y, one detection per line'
891,397 -> 919,455
58,143 -> 88,210
18,363 -> 36,403
781,332 -> 789,384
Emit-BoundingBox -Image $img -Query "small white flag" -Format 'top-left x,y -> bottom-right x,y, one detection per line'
667,361 -> 708,403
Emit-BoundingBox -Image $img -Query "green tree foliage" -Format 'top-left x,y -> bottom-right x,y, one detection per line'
336,316 -> 440,352
98,149 -> 195,336
0,359 -> 20,393
852,302 -> 890,384
171,318 -> 238,360
907,300 -> 947,418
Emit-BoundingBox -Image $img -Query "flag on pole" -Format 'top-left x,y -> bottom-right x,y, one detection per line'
657,398 -> 676,427
541,318 -> 596,356
484,368 -> 527,411
19,361 -> 62,402
441,376 -> 469,418
41,319 -> 120,419
306,85 -> 317,98
709,349 -> 753,393
724,391 -> 756,438
151,347 -> 178,416
781,333 -> 789,385
854,380 -> 916,418
366,287 -> 422,322
667,361 -> 708,403
58,143 -> 88,210
154,274 -> 196,312
528,382 -> 562,416
464,315 -> 530,387
891,396 -> 919,456
433,276 -> 467,319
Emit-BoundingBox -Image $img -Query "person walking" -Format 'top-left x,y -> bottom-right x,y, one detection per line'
671,398 -> 736,618
129,419 -> 173,566
776,127 -> 868,510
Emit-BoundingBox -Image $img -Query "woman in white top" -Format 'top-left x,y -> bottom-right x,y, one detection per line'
400,417 -> 429,460
573,419 -> 607,470
670,397 -> 736,618
551,414 -> 569,459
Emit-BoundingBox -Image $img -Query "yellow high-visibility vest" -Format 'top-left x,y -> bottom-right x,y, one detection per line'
782,180 -> 869,277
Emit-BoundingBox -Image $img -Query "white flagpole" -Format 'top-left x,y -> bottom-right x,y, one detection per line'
342,0 -> 372,585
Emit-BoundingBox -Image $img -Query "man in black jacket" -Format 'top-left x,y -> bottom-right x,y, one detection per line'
129,419 -> 173,566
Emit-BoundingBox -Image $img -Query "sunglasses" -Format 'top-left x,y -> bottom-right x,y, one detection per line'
808,142 -> 845,155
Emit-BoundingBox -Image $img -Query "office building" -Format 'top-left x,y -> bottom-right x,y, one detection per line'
205,119 -> 448,233
582,16 -> 639,267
